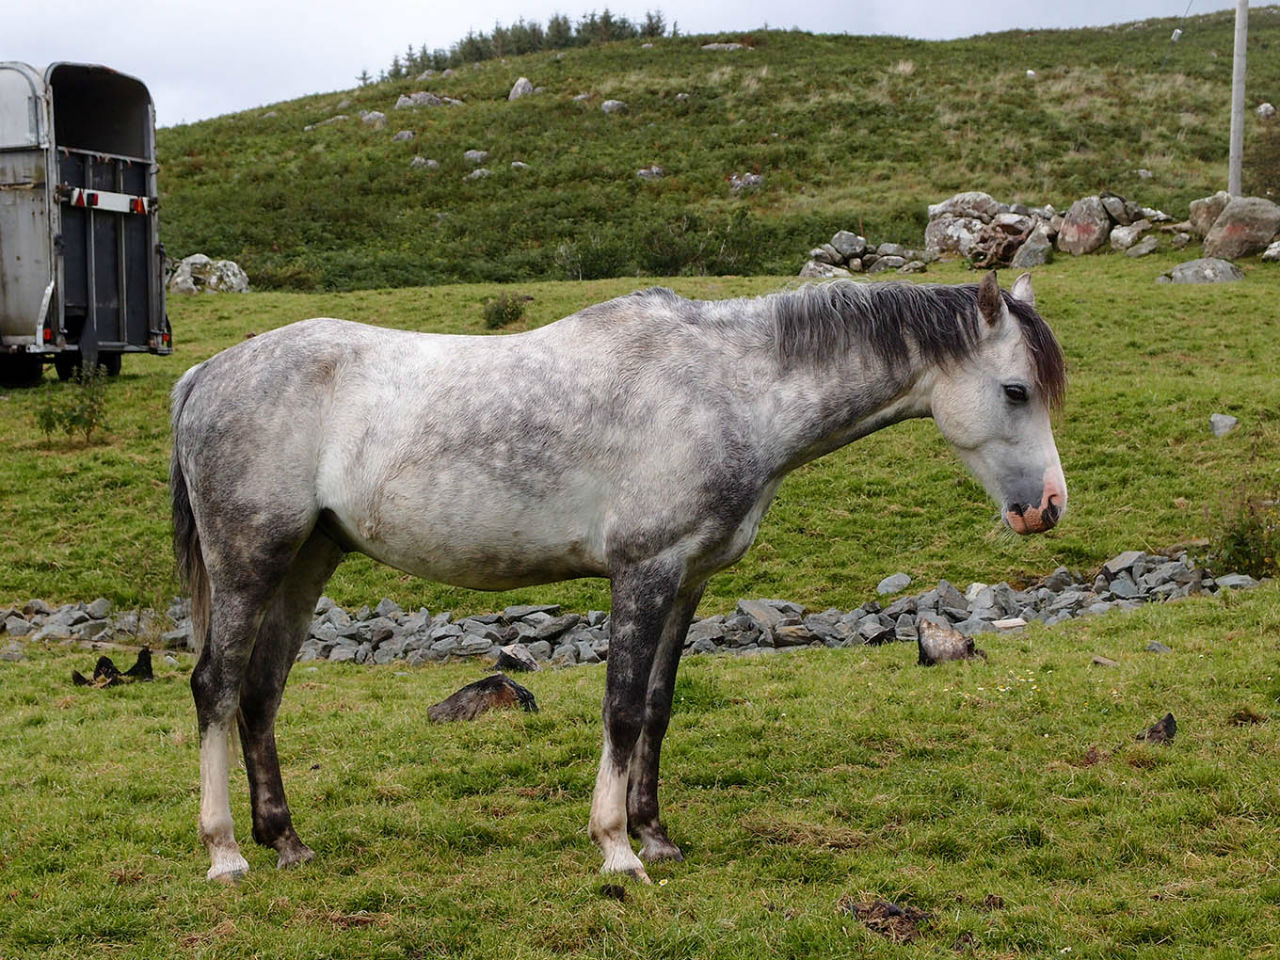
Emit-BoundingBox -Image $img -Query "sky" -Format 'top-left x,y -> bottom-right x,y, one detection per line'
8,0 -> 1212,126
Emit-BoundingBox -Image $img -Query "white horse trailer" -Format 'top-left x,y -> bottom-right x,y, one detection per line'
0,62 -> 171,386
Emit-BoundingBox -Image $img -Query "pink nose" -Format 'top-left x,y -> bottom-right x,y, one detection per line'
1005,493 -> 1063,535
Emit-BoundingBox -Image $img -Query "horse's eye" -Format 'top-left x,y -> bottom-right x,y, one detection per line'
1003,383 -> 1029,403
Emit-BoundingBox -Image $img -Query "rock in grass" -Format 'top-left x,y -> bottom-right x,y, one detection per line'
1162,258 -> 1244,284
1137,712 -> 1176,743
877,572 -> 912,595
493,643 -> 540,672
917,619 -> 986,666
1209,413 -> 1239,437
1145,641 -> 1172,654
427,674 -> 538,722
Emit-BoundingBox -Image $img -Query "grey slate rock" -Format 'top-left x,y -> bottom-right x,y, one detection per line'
736,599 -> 783,635
1145,641 -> 1172,654
1216,573 -> 1259,589
1210,413 -> 1239,437
877,573 -> 912,595
1165,258 -> 1245,284
1103,551 -> 1145,577
504,604 -> 562,620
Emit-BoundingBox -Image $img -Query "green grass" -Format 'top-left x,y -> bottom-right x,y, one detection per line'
0,581 -> 1276,958
1,254 -> 1277,616
156,8 -> 1280,290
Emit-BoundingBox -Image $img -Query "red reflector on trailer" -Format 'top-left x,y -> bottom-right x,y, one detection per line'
44,328 -> 54,343
88,192 -> 98,207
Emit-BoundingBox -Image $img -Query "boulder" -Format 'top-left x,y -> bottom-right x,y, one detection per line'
1203,196 -> 1280,260
1188,190 -> 1231,237
799,260 -> 852,279
508,77 -> 534,100
1056,197 -> 1111,255
927,191 -> 1002,223
601,99 -> 627,114
1160,258 -> 1245,284
395,91 -> 444,109
1258,102 -> 1276,119
923,216 -> 985,259
1263,240 -> 1280,262
392,130 -> 415,142
1125,235 -> 1159,258
360,111 -> 386,129
1010,226 -> 1053,268
1109,219 -> 1151,250
831,231 -> 867,258
168,254 -> 250,294
464,149 -> 490,165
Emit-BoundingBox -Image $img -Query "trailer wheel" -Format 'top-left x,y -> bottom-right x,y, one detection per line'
99,353 -> 122,377
0,355 -> 44,388
54,355 -> 80,381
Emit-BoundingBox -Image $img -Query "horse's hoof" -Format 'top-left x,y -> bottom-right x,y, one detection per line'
640,839 -> 684,863
276,843 -> 315,870
206,853 -> 250,883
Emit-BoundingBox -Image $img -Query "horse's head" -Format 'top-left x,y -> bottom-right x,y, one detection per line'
929,271 -> 1067,535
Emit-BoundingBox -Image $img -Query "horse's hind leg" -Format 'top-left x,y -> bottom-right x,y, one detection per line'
239,531 -> 344,869
192,592 -> 275,882
627,583 -> 704,863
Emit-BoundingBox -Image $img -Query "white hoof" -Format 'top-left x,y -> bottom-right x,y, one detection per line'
207,852 -> 250,883
601,848 -> 650,883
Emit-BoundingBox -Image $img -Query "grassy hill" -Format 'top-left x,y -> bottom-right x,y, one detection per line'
157,7 -> 1280,291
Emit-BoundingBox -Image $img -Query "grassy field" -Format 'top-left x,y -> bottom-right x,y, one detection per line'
0,577 -> 1276,958
157,8 -> 1280,289
1,254 -> 1277,617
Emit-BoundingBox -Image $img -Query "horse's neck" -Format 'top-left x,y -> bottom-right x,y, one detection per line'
746,325 -> 934,475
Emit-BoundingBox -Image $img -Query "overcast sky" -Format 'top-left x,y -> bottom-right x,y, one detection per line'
8,1 -> 1213,126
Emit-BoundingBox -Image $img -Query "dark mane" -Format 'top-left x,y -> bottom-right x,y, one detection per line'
769,281 -> 1066,409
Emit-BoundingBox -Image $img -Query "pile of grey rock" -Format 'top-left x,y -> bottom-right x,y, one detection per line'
166,254 -> 250,294
2,551 -> 1261,668
800,231 -> 928,279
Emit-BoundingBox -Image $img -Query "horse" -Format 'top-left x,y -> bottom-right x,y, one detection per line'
171,270 -> 1066,883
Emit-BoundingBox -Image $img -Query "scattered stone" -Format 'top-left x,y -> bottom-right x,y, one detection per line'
1203,196 -> 1280,260
917,619 -> 986,666
1110,220 -> 1151,250
992,617 -> 1027,630
511,161 -> 529,170
494,643 -> 540,672
1,642 -> 24,662
463,149 -> 490,165
1216,573 -> 1259,589
1259,102 -> 1277,119
798,260 -> 852,279
508,77 -> 534,100
1189,190 -> 1232,237
636,165 -> 665,181
1145,641 -> 1172,654
392,130 -> 415,142
409,156 -> 438,170
1137,712 -> 1176,744
360,111 -> 386,129
1262,240 -> 1280,262
427,674 -> 538,722
1125,235 -> 1159,258
702,42 -> 745,51
600,100 -> 627,114
395,91 -> 445,109
728,172 -> 764,192
168,255 -> 250,294
1057,196 -> 1112,255
877,573 -> 912,595
466,168 -> 492,180
1091,655 -> 1119,667
1210,413 -> 1239,437
1010,226 -> 1053,268
1162,258 -> 1244,284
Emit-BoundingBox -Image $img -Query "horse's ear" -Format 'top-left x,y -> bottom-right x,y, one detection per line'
977,270 -> 1003,326
1011,272 -> 1035,307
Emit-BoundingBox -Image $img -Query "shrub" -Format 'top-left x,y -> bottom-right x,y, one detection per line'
1210,491 -> 1279,580
34,364 -> 110,444
482,292 -> 530,329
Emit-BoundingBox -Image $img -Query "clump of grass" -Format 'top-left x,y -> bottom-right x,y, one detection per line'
1210,490 -> 1279,580
33,364 -> 111,444
481,292 -> 530,329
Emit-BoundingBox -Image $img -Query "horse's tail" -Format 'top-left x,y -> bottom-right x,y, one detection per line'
171,366 -> 211,658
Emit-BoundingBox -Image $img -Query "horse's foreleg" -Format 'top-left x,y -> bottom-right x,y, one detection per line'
192,600 -> 261,882
627,583 -> 705,862
590,559 -> 683,881
240,533 -> 343,869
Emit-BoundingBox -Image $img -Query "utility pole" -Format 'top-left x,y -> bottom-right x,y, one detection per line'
1228,0 -> 1248,195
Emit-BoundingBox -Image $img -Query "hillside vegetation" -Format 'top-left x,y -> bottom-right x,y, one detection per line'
158,7 -> 1280,291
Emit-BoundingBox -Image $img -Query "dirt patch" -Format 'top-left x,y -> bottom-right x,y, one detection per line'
837,897 -> 931,943
1229,706 -> 1268,726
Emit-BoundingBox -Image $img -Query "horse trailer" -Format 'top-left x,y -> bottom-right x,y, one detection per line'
0,61 -> 171,386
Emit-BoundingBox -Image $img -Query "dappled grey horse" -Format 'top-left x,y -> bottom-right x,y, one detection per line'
172,271 -> 1066,882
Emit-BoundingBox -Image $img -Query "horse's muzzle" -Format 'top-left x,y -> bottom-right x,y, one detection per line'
1004,493 -> 1063,535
